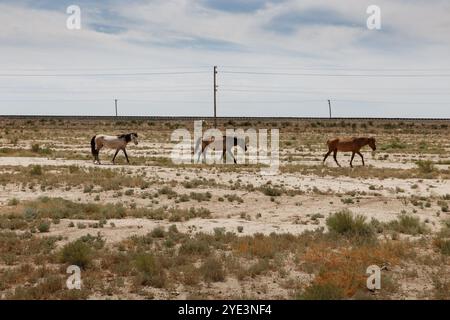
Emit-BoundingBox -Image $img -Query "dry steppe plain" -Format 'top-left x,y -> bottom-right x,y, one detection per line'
0,117 -> 449,300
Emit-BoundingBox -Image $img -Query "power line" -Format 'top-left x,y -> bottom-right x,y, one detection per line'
0,99 -> 211,103
0,66 -> 212,71
218,99 -> 449,104
0,71 -> 210,77
0,89 -> 210,93
2,71 -> 449,78
221,71 -> 450,77
220,88 -> 450,95
220,65 -> 450,71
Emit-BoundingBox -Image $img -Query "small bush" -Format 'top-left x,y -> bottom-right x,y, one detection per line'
434,238 -> 450,255
179,238 -> 210,256
60,240 -> 93,269
7,198 -> 19,206
386,215 -> 428,235
341,198 -> 354,204
134,253 -> 166,288
260,186 -> 282,197
296,283 -> 345,300
326,210 -> 374,240
37,221 -> 50,233
31,144 -> 41,153
29,165 -> 42,176
416,160 -> 435,174
199,257 -> 225,282
150,227 -> 165,238
23,207 -> 38,220
124,189 -> 134,196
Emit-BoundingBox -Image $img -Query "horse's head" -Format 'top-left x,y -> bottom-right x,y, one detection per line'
131,133 -> 139,145
368,137 -> 376,151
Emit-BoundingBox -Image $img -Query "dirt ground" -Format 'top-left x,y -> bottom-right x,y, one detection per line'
0,118 -> 449,300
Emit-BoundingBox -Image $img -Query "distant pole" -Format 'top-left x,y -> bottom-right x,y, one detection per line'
115,99 -> 118,117
328,99 -> 332,118
213,66 -> 218,128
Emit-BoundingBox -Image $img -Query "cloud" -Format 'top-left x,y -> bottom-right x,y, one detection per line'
201,0 -> 284,13
266,7 -> 359,34
0,0 -> 449,117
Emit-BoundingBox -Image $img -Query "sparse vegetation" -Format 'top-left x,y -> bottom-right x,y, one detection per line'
0,118 -> 449,300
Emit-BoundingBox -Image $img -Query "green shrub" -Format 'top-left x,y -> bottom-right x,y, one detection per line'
134,253 -> 166,288
29,165 -> 42,176
179,238 -> 210,256
326,210 -> 374,239
150,227 -> 165,238
296,283 -> 345,300
124,189 -> 134,196
260,186 -> 282,197
416,160 -> 435,174
37,221 -> 50,233
434,239 -> 450,255
31,144 -> 41,153
23,207 -> 38,220
199,257 -> 225,282
386,215 -> 428,235
60,240 -> 93,269
7,198 -> 19,206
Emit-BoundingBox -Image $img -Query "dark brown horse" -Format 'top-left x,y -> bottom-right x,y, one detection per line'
195,135 -> 247,164
323,137 -> 377,167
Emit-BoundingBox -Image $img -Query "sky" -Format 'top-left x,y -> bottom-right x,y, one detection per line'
0,0 -> 449,117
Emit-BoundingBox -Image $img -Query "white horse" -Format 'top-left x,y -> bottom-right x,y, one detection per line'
91,133 -> 138,164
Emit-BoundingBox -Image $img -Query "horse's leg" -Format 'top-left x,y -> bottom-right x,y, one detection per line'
350,152 -> 355,168
202,146 -> 207,163
96,148 -> 101,164
123,148 -> 130,164
226,148 -> 237,164
357,151 -> 365,166
96,142 -> 103,164
112,149 -> 120,164
323,150 -> 332,164
231,150 -> 237,164
333,149 -> 341,167
197,145 -> 202,163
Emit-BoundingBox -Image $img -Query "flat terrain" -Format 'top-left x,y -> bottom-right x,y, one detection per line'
0,117 -> 449,300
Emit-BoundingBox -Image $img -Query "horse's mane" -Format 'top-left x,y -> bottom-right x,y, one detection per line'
117,133 -> 137,142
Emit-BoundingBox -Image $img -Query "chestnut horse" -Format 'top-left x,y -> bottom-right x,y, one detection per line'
323,137 -> 376,167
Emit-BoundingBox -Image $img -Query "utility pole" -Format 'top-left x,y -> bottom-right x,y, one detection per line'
115,99 -> 118,117
213,66 -> 218,128
328,99 -> 332,118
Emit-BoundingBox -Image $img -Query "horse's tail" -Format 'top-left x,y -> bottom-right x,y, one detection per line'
91,135 -> 98,157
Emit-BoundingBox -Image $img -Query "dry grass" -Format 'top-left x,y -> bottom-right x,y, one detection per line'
1,118 -> 449,299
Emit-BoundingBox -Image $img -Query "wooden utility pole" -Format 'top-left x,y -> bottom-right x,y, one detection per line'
115,99 -> 118,117
328,99 -> 332,118
213,66 -> 218,127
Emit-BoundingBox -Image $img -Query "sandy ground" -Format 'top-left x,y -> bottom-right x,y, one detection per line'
1,155 -> 449,245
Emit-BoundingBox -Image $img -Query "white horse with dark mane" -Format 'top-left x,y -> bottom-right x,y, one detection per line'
91,133 -> 138,164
